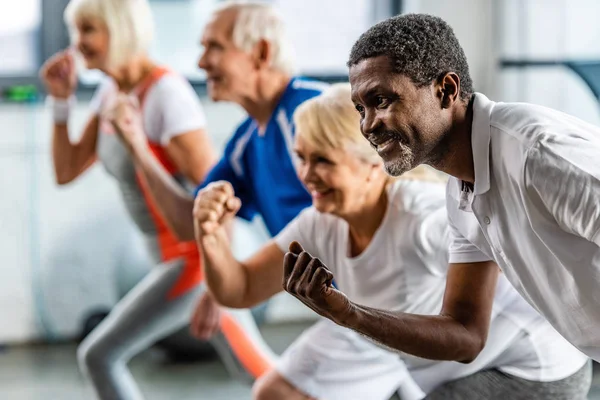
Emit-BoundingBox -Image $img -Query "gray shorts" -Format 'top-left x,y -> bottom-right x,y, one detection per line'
424,360 -> 592,400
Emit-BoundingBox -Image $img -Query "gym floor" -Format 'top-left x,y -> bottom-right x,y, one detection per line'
1,320 -> 600,400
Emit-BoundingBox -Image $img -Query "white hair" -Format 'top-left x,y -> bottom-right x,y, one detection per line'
63,0 -> 154,69
215,1 -> 297,75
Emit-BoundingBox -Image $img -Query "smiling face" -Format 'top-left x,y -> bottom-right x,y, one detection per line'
294,134 -> 383,217
349,55 -> 451,176
73,16 -> 110,70
197,9 -> 259,103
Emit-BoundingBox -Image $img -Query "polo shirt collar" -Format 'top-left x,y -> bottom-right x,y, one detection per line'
471,92 -> 495,195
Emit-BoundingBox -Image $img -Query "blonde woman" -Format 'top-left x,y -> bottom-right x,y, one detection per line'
192,83 -> 590,400
38,0 -> 225,398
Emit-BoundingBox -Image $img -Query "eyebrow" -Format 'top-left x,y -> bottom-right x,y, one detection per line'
294,147 -> 328,158
353,83 -> 385,103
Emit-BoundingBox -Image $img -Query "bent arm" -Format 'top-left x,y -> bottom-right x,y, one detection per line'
130,129 -> 217,241
343,261 -> 499,363
131,142 -> 196,240
52,115 -> 99,185
200,228 -> 285,309
165,128 -> 217,185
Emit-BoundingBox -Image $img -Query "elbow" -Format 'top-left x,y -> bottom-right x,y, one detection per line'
205,280 -> 254,310
55,172 -> 75,186
211,291 -> 247,309
457,333 -> 486,364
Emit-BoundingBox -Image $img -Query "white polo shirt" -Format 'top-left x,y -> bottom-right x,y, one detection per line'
447,92 -> 600,361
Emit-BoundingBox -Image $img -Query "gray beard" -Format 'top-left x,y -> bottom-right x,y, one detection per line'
383,143 -> 416,177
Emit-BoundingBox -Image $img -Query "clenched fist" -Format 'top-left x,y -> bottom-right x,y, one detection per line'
282,241 -> 354,325
193,181 -> 242,240
105,93 -> 146,153
40,49 -> 78,99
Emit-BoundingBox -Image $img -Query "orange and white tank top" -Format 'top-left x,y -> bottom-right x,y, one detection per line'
93,66 -> 207,298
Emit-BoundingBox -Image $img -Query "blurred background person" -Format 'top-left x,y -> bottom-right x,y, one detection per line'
40,0 -> 219,398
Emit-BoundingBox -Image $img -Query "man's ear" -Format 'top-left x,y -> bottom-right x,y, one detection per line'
437,72 -> 461,109
252,39 -> 272,70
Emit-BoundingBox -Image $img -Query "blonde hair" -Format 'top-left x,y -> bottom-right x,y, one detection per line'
64,0 -> 154,69
214,1 -> 296,75
293,82 -> 447,184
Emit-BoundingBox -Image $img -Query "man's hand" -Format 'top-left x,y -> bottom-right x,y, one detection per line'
106,93 -> 147,153
193,181 -> 241,242
190,292 -> 222,340
282,241 -> 354,325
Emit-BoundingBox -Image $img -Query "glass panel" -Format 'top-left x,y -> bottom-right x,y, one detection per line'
0,0 -> 42,76
79,0 -> 375,84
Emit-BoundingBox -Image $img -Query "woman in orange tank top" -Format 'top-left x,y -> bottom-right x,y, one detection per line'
40,0 -> 276,398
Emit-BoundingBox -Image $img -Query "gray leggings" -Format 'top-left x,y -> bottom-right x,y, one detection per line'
424,361 -> 592,400
77,259 -> 273,400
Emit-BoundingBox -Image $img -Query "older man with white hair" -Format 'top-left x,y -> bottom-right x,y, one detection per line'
115,1 -> 327,242
111,0 -> 328,373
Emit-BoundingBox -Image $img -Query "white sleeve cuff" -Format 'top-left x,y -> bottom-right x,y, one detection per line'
160,118 -> 206,146
448,250 -> 493,264
592,227 -> 600,247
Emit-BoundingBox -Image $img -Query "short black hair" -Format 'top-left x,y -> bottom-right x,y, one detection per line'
348,13 -> 473,101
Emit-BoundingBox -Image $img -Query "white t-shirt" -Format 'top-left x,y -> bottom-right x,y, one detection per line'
275,179 -> 587,382
447,92 -> 600,361
276,180 -> 449,314
90,73 -> 206,145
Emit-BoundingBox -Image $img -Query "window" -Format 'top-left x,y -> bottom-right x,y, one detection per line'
77,0 -> 385,85
150,0 -> 377,79
0,0 -> 42,76
270,0 -> 374,76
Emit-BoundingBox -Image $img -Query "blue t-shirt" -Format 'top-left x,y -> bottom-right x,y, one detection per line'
196,77 -> 329,237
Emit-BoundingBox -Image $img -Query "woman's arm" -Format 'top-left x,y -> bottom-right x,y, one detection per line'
52,115 -> 99,184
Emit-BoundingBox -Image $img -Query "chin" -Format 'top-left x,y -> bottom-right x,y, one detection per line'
207,92 -> 220,102
207,89 -> 229,103
83,59 -> 104,71
383,152 -> 416,177
313,200 -> 339,216
82,59 -> 95,69
383,161 -> 410,177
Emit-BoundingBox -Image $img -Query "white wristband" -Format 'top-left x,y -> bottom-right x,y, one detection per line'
47,95 -> 76,124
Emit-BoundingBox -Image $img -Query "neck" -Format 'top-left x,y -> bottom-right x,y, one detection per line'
239,71 -> 291,130
345,182 -> 389,256
429,95 -> 476,184
105,55 -> 156,92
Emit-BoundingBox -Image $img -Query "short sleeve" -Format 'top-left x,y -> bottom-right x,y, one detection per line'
147,75 -> 206,145
525,138 -> 600,246
273,207 -> 320,256
89,78 -> 115,115
447,215 -> 493,264
412,206 -> 451,276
